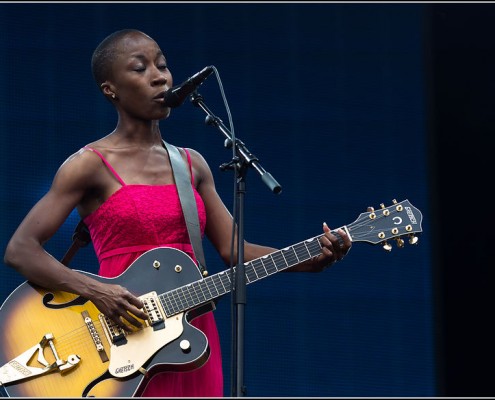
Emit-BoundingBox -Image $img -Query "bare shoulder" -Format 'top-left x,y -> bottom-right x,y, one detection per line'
183,147 -> 210,169
52,146 -> 106,192
182,147 -> 216,190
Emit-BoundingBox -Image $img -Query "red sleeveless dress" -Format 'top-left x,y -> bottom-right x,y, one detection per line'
82,147 -> 224,397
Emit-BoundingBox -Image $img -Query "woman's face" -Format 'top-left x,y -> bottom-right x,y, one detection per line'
107,32 -> 173,121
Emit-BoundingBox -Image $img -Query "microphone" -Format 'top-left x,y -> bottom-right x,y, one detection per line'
163,66 -> 214,108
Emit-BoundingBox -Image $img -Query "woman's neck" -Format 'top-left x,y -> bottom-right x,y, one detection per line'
111,120 -> 163,147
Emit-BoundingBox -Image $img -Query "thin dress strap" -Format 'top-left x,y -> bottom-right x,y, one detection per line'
183,148 -> 194,185
83,146 -> 126,186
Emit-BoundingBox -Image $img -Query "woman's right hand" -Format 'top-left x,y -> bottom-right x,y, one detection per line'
89,281 -> 149,332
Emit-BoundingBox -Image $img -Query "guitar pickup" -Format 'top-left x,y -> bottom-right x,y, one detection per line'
99,315 -> 127,346
141,292 -> 165,331
98,292 -> 165,346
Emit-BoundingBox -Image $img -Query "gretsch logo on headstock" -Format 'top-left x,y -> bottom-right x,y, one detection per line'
405,206 -> 417,224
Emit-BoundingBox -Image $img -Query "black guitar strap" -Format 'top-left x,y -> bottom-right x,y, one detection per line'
61,219 -> 91,266
62,142 -> 208,277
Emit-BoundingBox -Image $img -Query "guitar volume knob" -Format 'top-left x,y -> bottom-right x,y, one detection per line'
180,340 -> 191,353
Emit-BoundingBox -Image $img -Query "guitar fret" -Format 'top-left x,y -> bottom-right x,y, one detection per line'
183,284 -> 195,309
262,257 -> 274,275
172,290 -> 183,313
174,287 -> 185,312
282,246 -> 299,266
244,266 -> 253,284
161,294 -> 173,316
162,293 -> 172,315
197,280 -> 209,302
206,276 -> 220,298
244,261 -> 257,282
258,258 -> 271,276
294,241 -> 312,261
179,286 -> 194,309
279,249 -> 289,267
171,292 -> 181,314
191,282 -> 205,304
219,271 -> 232,293
251,258 -> 268,279
304,237 -> 323,258
205,278 -> 215,300
170,289 -> 182,312
173,286 -> 182,310
270,252 -> 287,271
212,273 -> 227,295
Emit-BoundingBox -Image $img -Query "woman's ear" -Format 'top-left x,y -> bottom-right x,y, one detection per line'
101,82 -> 116,100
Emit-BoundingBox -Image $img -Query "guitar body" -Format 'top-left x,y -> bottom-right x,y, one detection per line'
0,247 -> 212,397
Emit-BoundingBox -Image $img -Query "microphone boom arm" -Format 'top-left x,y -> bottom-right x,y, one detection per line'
190,91 -> 282,194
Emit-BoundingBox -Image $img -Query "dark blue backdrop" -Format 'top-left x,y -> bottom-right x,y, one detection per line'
0,3 -> 434,397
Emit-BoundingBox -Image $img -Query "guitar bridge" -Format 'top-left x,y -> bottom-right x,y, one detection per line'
82,310 -> 109,362
0,333 -> 80,385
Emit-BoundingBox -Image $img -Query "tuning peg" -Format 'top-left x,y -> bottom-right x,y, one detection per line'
367,206 -> 376,220
382,241 -> 392,252
395,237 -> 405,248
379,203 -> 391,216
408,234 -> 419,245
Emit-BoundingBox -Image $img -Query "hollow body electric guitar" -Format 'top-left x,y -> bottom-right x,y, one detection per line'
0,199 -> 422,397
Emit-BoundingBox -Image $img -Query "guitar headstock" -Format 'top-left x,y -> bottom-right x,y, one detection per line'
346,199 -> 423,251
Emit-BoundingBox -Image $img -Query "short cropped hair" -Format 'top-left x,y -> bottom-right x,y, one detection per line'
91,29 -> 143,88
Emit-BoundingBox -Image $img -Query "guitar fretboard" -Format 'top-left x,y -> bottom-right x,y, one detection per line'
159,233 -> 329,317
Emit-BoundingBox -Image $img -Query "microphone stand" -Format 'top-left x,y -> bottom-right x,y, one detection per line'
190,91 -> 281,397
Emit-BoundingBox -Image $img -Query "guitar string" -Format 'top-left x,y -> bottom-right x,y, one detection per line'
161,203 -> 418,316
159,229 -> 330,316
28,320 -> 105,365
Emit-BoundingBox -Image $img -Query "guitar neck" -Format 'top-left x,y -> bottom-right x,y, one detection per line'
159,229 -> 338,317
158,198 -> 424,317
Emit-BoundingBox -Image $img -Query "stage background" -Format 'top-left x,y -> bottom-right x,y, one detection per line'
0,3 -> 492,397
